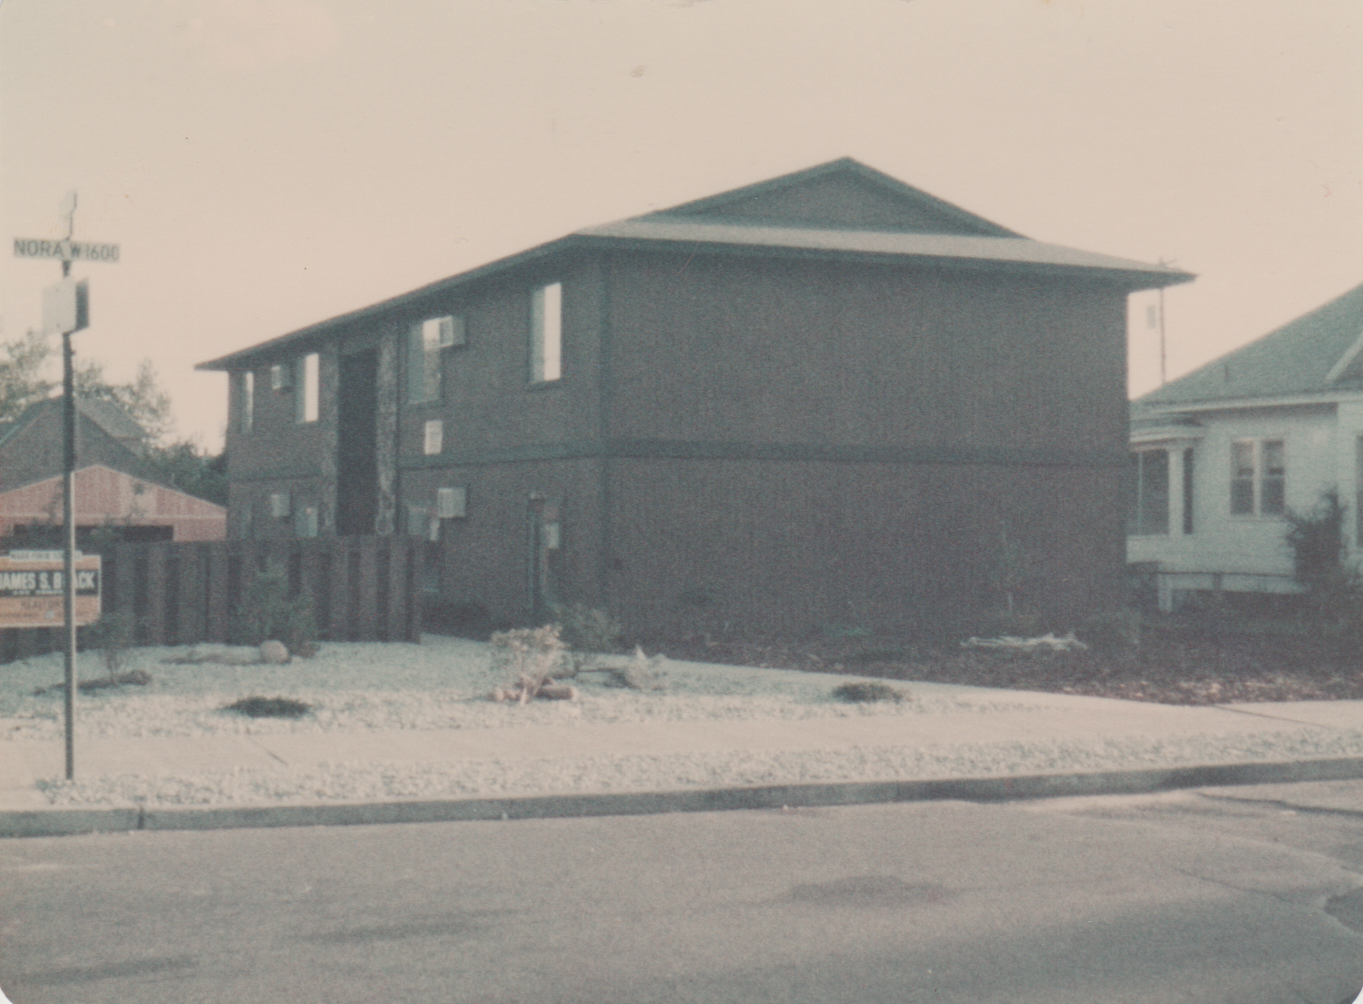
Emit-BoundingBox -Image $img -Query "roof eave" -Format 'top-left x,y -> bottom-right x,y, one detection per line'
575,232 -> 1193,289
1135,390 -> 1361,415
197,235 -> 587,371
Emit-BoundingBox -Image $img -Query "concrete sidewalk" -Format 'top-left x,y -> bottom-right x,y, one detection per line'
3,683 -> 1363,837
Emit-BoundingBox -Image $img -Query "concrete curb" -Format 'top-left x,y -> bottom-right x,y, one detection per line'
6,754 -> 1363,838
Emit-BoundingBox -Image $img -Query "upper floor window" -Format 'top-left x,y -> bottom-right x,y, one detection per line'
1230,439 -> 1285,516
1128,449 -> 1169,536
423,419 -> 444,455
408,315 -> 462,404
295,353 -> 319,423
530,282 -> 562,384
236,371 -> 254,434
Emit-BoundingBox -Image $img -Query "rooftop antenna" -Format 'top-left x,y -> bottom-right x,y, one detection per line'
1156,258 -> 1179,386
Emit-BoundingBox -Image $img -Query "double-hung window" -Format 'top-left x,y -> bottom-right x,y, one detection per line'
1128,450 -> 1170,535
530,282 -> 562,384
1230,439 -> 1285,516
236,371 -> 254,434
295,353 -> 319,423
408,315 -> 462,404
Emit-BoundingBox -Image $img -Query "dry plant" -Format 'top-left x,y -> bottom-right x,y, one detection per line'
488,625 -> 577,704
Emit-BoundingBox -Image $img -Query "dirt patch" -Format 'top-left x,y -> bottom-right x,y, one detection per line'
653,628 -> 1363,706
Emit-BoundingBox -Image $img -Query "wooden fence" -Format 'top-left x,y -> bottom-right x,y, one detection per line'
0,536 -> 424,663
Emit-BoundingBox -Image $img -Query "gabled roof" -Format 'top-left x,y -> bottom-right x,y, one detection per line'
1135,281 -> 1363,411
635,157 -> 1022,237
199,158 -> 1193,371
0,395 -> 146,452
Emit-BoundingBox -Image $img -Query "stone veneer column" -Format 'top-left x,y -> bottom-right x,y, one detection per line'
374,329 -> 399,535
318,345 -> 340,535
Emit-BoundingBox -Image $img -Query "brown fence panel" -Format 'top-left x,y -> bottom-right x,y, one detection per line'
1,536 -> 424,662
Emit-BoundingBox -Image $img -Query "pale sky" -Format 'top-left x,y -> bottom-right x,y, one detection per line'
2,0 -> 1360,453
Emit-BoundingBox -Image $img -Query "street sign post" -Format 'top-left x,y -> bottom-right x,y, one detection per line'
9,191 -> 119,780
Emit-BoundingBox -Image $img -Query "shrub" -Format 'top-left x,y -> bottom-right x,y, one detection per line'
223,696 -> 313,719
488,625 -> 576,703
552,603 -> 624,654
1284,491 -> 1363,633
832,681 -> 909,703
234,560 -> 318,655
80,609 -> 137,683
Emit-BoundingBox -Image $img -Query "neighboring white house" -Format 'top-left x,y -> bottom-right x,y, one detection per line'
1128,281 -> 1363,611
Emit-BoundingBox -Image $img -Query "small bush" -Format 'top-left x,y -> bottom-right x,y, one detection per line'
80,609 -> 137,683
233,560 -> 317,654
552,603 -> 624,654
224,696 -> 313,719
488,625 -> 575,703
832,681 -> 909,703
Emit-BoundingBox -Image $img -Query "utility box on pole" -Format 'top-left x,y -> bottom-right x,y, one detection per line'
42,277 -> 89,336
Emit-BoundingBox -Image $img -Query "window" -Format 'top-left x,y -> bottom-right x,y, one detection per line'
1182,447 -> 1195,535
270,363 -> 292,391
236,371 -> 254,434
1231,439 -> 1285,516
295,353 -> 319,423
406,503 -> 439,542
436,486 -> 467,519
423,419 -> 443,455
1356,437 -> 1363,547
1128,450 -> 1169,535
530,282 -> 562,383
269,491 -> 291,519
294,505 -> 318,538
408,316 -> 461,403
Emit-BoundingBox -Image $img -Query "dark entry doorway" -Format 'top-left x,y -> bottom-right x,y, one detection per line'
336,349 -> 378,535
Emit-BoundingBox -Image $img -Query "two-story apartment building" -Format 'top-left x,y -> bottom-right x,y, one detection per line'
199,158 -> 1190,636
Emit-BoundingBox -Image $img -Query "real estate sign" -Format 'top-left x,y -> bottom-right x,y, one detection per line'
0,552 -> 101,628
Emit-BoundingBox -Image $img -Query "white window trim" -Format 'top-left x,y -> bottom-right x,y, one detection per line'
1230,438 -> 1286,517
530,282 -> 562,384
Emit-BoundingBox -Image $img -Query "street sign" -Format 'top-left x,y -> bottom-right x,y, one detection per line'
13,238 -> 120,263
0,552 -> 101,629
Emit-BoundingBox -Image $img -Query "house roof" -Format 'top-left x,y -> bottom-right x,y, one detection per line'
1134,281 -> 1363,411
0,395 -> 146,452
198,157 -> 1194,371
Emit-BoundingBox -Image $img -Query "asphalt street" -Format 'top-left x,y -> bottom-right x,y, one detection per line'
3,781 -> 1362,1004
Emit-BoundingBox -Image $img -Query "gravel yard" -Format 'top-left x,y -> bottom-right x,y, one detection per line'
0,635 -> 1003,742
5,635 -> 1363,809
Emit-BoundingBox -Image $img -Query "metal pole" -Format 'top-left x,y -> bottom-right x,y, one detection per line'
1158,285 -> 1167,386
61,258 -> 77,781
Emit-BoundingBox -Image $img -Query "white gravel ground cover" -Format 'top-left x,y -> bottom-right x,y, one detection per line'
1,635 -> 1019,742
6,635 -> 1363,808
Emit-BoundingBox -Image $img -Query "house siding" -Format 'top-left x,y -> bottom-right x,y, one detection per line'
1129,404 -> 1342,590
